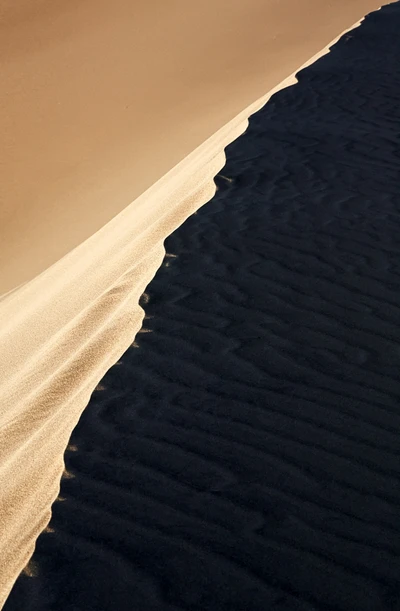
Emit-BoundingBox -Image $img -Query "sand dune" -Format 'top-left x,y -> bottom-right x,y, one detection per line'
5,2 -> 400,608
0,0 -> 395,608
0,0 -> 391,294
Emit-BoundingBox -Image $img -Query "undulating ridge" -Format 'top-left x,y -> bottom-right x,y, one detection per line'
4,2 -> 400,610
0,8 -> 380,606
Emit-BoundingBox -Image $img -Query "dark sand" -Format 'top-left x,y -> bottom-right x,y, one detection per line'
5,3 -> 400,610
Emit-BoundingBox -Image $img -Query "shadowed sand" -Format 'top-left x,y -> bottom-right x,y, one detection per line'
0,1 -> 397,608
0,0 -> 391,294
4,3 -> 400,608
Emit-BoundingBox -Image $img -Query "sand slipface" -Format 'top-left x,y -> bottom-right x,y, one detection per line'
0,1 -> 394,607
0,0 -> 392,294
4,3 -> 400,608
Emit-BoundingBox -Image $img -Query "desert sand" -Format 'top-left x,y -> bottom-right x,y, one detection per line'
0,0 -> 398,608
0,0 -> 392,294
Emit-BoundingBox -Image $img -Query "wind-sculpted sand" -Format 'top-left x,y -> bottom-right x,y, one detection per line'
0,0 -> 391,294
0,1 -> 398,608
5,4 -> 400,609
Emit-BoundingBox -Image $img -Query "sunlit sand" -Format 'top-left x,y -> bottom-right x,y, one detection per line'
0,0 -> 393,607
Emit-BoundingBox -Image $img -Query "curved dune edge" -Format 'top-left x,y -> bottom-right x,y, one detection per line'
0,7 -> 389,607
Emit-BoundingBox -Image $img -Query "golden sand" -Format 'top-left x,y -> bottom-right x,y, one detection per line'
0,1 -> 391,606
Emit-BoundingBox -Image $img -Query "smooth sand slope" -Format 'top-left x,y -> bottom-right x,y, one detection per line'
0,0 -> 391,294
0,0 -> 397,608
4,3 -> 400,609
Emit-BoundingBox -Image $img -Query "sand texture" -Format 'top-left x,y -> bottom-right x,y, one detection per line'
2,2 -> 400,609
0,2 -> 390,605
0,0 -> 390,294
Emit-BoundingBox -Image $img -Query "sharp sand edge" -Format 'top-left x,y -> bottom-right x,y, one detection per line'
0,4 -> 392,607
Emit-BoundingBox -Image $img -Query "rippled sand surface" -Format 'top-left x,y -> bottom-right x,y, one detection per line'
0,1 -> 395,608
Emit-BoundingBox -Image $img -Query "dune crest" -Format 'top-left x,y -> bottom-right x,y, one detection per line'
0,2 -> 393,607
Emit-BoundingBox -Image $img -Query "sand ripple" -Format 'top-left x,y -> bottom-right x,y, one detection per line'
4,3 -> 400,609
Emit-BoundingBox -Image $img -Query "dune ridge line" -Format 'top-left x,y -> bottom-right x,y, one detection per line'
0,3 -> 392,607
